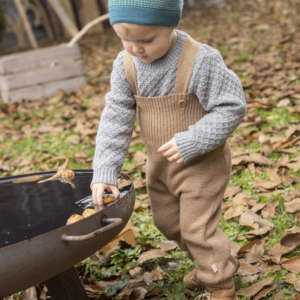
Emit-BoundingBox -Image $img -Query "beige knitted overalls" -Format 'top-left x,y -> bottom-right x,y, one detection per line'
124,35 -> 238,288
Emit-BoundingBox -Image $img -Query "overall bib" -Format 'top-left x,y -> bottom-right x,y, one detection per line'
124,35 -> 238,288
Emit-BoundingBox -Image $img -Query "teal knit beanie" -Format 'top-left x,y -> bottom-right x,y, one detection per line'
109,0 -> 184,27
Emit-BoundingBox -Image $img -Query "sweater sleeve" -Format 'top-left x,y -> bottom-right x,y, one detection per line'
174,50 -> 247,162
91,51 -> 136,186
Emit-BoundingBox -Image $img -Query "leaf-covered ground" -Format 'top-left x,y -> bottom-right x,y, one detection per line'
1,0 -> 300,299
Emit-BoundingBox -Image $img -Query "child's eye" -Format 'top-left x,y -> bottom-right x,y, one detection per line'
141,39 -> 153,44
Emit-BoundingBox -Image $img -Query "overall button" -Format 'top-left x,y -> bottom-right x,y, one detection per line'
178,99 -> 185,106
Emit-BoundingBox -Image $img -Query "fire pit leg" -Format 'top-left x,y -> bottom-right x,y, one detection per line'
44,267 -> 89,300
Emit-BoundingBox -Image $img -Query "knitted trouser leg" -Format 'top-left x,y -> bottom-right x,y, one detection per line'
147,174 -> 191,256
174,145 -> 238,289
146,155 -> 191,256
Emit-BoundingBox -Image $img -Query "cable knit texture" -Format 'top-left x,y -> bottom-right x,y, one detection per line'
92,30 -> 246,186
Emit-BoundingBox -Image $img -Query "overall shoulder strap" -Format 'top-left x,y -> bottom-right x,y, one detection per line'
175,35 -> 202,94
124,51 -> 138,95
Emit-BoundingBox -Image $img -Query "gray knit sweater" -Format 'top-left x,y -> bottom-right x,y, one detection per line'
92,30 -> 246,186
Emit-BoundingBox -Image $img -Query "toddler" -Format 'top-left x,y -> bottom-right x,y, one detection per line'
91,1 -> 246,299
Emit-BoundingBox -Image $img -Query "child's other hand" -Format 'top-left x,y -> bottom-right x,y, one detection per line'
158,138 -> 184,163
91,183 -> 120,209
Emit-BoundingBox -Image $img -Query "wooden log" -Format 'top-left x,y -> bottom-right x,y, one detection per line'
47,0 -> 79,37
1,60 -> 84,91
1,76 -> 86,103
0,44 -> 80,75
14,0 -> 38,49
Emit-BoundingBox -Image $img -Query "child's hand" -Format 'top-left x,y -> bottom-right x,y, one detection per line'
158,138 -> 184,163
91,182 -> 120,209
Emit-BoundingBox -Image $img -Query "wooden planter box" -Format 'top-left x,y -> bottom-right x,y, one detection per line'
0,44 -> 86,103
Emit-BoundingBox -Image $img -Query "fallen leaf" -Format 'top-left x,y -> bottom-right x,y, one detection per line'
261,199 -> 278,219
66,135 -> 81,145
281,256 -> 300,272
237,261 -> 260,276
237,277 -> 274,297
224,186 -> 241,199
253,282 -> 277,300
134,151 -> 147,166
129,267 -> 143,278
160,240 -> 178,252
244,238 -> 265,264
138,249 -> 166,264
285,198 -> 300,213
255,169 -> 282,190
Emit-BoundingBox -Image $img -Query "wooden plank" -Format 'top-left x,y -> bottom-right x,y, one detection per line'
14,0 -> 38,49
60,0 -> 77,27
1,60 -> 84,91
0,44 -> 80,75
78,0 -> 102,33
47,0 -> 79,37
1,76 -> 86,103
45,267 -> 89,300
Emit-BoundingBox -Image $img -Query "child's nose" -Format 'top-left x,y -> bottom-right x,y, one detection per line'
132,43 -> 144,54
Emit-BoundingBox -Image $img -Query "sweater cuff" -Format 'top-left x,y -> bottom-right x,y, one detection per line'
174,131 -> 200,162
91,167 -> 119,187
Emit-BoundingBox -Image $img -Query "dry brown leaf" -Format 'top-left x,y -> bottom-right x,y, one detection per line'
248,153 -> 272,165
224,192 -> 249,220
237,277 -> 274,297
253,282 -> 277,300
281,256 -> 300,272
129,267 -> 143,279
271,290 -> 284,300
285,198 -> 300,213
296,213 -> 300,227
237,261 -> 260,276
238,239 -> 266,257
281,226 -> 300,247
259,134 -> 274,156
284,272 -> 298,285
255,169 -> 282,190
285,125 -> 300,138
134,151 -> 147,166
244,238 -> 265,264
240,274 -> 260,284
239,210 -> 273,230
261,199 -> 278,219
138,249 -> 166,264
160,240 -> 178,252
224,186 -> 241,199
133,177 -> 146,189
295,279 -> 300,292
251,202 -> 267,213
66,135 -> 81,145
268,243 -> 294,264
152,265 -> 164,281
232,153 -> 272,167
101,222 -> 137,254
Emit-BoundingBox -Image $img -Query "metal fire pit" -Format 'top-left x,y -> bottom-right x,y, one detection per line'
0,170 -> 135,298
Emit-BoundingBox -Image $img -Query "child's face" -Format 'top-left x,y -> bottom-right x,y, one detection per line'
113,23 -> 176,63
